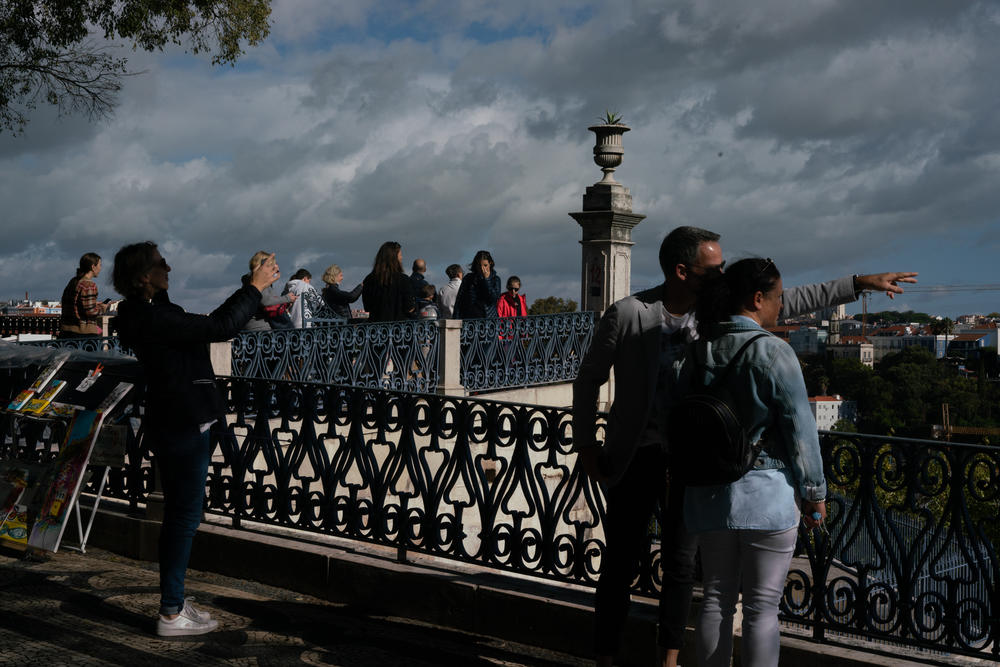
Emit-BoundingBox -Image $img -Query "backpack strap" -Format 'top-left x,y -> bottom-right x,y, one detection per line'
710,332 -> 771,388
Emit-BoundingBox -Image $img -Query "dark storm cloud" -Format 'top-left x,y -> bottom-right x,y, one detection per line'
1,0 -> 998,317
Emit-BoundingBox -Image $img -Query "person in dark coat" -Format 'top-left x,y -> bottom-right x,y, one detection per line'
320,264 -> 363,320
112,241 -> 280,637
362,241 -> 415,322
411,258 -> 430,316
454,249 -> 501,319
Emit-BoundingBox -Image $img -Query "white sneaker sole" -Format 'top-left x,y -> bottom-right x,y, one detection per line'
156,619 -> 219,637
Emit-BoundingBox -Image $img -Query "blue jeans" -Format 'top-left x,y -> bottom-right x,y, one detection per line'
149,425 -> 210,615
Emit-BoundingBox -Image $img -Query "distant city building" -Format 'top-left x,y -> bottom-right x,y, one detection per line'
809,395 -> 858,430
839,319 -> 863,335
766,325 -> 799,342
817,303 -> 847,322
948,332 -> 994,359
789,326 -> 828,356
868,325 -> 953,361
953,322 -> 998,348
827,336 -> 875,368
1,299 -> 61,316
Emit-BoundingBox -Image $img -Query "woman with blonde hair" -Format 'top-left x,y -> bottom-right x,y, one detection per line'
242,250 -> 296,330
321,264 -> 363,321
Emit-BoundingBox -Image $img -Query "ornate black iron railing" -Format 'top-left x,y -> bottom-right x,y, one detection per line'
230,321 -> 439,393
0,314 -> 60,337
1,367 -> 996,660
459,312 -> 595,391
786,431 -> 999,658
18,336 -> 132,356
205,378 -> 611,587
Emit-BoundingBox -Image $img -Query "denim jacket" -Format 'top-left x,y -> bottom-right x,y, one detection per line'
673,315 -> 826,532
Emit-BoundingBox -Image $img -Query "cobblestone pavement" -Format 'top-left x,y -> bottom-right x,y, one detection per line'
0,546 -> 590,666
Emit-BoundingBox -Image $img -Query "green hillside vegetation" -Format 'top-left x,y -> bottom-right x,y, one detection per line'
528,296 -> 577,315
800,346 -> 1000,439
849,310 -> 936,324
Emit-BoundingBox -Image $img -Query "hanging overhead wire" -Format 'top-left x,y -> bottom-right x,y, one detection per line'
892,284 -> 1000,293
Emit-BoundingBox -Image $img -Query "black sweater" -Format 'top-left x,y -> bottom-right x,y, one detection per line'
114,285 -> 261,429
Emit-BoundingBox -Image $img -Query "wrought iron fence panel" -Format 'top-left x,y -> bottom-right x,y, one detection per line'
460,312 -> 595,391
201,377 -> 617,589
785,432 -> 999,659
230,321 -> 439,393
0,314 -> 60,337
18,336 -> 132,356
10,361 -> 994,659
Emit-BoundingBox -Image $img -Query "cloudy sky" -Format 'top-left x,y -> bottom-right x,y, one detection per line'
2,0 -> 999,318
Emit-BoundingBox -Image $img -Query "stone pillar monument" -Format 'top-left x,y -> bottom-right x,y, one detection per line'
569,120 -> 645,315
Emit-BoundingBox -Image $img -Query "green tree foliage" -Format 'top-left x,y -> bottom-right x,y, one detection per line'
528,296 -> 578,315
929,317 -> 954,335
830,418 -> 857,433
1,0 -> 271,133
849,310 -> 935,325
822,346 -> 1000,438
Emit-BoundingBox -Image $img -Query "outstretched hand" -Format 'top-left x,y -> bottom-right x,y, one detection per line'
856,271 -> 918,299
250,253 -> 280,292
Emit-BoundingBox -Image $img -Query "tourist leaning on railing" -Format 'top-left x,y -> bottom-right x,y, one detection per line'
112,241 -> 280,637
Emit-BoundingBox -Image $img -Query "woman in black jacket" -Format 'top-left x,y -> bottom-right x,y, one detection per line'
454,249 -> 501,319
112,241 -> 279,637
320,263 -> 363,320
361,241 -> 415,322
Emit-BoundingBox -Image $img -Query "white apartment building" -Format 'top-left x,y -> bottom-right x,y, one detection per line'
809,395 -> 858,431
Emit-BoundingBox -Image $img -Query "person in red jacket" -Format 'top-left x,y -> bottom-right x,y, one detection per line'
496,276 -> 527,318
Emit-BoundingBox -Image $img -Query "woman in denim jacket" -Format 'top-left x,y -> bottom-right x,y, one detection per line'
673,257 -> 826,667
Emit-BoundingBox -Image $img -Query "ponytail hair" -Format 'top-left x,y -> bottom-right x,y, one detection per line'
76,252 -> 101,279
695,257 -> 780,339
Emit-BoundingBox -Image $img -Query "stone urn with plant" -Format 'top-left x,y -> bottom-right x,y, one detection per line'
588,111 -> 630,184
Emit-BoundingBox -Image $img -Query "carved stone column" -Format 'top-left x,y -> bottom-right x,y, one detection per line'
569,122 -> 645,316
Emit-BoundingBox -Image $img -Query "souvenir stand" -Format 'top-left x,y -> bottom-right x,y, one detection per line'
0,346 -> 139,554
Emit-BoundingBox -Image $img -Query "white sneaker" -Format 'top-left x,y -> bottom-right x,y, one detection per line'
183,597 -> 212,623
156,599 -> 219,637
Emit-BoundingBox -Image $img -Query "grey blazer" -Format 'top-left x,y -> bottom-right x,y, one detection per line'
571,276 -> 856,487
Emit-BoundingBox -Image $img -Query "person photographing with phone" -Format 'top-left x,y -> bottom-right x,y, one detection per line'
112,241 -> 280,636
242,250 -> 297,330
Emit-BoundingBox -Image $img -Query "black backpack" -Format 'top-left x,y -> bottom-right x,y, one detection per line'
666,333 -> 770,486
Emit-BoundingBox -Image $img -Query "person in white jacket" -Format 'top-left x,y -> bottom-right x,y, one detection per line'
436,263 -> 464,318
282,269 -> 320,328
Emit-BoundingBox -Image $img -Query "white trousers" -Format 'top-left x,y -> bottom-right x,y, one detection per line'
696,526 -> 798,667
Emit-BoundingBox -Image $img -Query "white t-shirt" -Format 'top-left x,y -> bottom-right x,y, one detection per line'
638,307 -> 698,448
